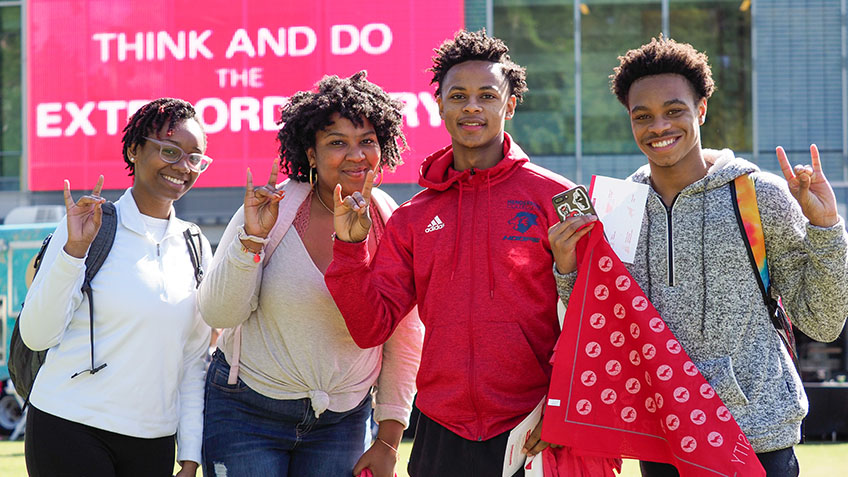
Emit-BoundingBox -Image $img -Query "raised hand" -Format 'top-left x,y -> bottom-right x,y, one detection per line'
776,144 -> 839,227
243,157 -> 285,238
63,176 -> 107,259
333,170 -> 374,243
548,214 -> 598,274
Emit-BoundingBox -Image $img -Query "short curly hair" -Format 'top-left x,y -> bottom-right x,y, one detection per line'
611,36 -> 715,107
277,71 -> 407,182
121,98 -> 203,176
429,29 -> 528,102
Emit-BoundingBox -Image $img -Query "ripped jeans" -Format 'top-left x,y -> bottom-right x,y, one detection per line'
202,350 -> 370,477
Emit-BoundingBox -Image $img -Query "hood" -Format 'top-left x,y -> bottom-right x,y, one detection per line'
418,133 -> 529,190
628,148 -> 760,196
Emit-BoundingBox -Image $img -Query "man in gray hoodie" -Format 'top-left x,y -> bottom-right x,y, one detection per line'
549,37 -> 848,477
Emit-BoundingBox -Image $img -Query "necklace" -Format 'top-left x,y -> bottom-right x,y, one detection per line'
314,189 -> 334,214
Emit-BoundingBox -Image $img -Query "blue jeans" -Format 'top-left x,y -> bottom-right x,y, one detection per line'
202,351 -> 371,477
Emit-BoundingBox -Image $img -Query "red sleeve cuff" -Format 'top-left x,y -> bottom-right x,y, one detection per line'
332,237 -> 369,266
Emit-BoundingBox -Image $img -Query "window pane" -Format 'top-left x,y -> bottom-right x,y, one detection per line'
494,0 -> 575,156
0,5 -> 22,189
670,0 -> 752,153
581,1 -> 660,179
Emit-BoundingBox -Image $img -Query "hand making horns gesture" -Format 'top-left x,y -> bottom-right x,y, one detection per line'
63,175 -> 106,259
243,157 -> 286,239
776,144 -> 839,228
333,169 -> 375,243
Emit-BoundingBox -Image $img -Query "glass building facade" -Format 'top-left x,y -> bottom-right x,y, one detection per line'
487,0 -> 753,184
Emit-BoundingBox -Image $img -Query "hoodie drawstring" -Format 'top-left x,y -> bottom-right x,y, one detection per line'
645,198 -> 653,301
486,172 -> 494,298
700,177 -> 710,334
447,169 -> 495,299
450,185 -> 464,280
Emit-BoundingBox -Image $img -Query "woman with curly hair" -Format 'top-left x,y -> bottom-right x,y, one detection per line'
198,71 -> 423,477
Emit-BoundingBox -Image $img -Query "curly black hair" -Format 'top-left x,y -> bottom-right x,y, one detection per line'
277,70 -> 407,182
611,36 -> 715,107
429,29 -> 528,102
121,98 -> 204,176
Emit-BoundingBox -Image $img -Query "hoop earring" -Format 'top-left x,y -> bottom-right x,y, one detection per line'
374,167 -> 383,187
309,168 -> 316,187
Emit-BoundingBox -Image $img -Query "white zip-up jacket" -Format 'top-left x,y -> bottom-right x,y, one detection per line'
20,188 -> 211,464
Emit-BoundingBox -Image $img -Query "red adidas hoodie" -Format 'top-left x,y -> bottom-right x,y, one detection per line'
325,134 -> 575,441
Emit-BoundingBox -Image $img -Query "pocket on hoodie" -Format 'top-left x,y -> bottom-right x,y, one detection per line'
415,323 -> 469,399
762,350 -> 806,423
476,322 -> 549,399
694,356 -> 750,407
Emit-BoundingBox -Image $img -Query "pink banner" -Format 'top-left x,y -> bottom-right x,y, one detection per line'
27,0 -> 462,191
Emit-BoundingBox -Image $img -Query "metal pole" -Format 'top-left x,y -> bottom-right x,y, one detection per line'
18,0 -> 27,196
751,0 -> 759,164
841,0 -> 848,181
574,0 -> 582,184
486,0 -> 493,34
662,0 -> 670,37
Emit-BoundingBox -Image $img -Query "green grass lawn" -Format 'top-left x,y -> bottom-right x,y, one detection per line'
397,441 -> 848,476
1,439 -> 845,476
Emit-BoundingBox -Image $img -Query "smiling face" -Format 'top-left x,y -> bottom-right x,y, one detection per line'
627,73 -> 706,173
437,60 -> 516,168
129,118 -> 205,218
308,113 -> 380,198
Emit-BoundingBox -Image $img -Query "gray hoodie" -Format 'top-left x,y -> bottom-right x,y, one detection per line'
555,149 -> 848,453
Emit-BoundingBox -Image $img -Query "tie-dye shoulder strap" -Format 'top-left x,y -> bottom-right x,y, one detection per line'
731,174 -> 770,294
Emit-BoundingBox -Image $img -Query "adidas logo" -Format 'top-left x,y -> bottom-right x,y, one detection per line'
425,215 -> 445,233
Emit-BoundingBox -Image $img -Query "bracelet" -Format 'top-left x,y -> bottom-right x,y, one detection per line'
237,225 -> 269,244
240,243 -> 262,263
376,437 -> 398,454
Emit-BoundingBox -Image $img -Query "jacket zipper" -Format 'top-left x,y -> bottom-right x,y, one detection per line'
468,180 -> 483,440
662,195 -> 679,286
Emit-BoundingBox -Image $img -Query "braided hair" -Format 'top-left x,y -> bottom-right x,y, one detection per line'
277,71 -> 407,182
121,98 -> 204,176
429,29 -> 528,102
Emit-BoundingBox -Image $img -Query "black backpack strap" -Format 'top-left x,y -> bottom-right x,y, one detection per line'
183,223 -> 204,287
71,202 -> 117,378
33,233 -> 53,272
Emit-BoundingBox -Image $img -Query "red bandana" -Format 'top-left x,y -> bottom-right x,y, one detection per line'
542,224 -> 765,477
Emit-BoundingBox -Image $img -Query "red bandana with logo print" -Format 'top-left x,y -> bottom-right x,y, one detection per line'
541,223 -> 765,477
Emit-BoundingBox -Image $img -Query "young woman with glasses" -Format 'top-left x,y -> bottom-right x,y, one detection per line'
19,97 -> 213,477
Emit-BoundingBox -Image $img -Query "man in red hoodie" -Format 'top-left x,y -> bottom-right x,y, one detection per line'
326,30 -> 593,476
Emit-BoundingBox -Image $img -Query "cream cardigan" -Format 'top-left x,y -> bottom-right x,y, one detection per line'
197,181 -> 423,425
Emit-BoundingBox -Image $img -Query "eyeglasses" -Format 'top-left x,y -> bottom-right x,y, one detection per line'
143,137 -> 213,173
